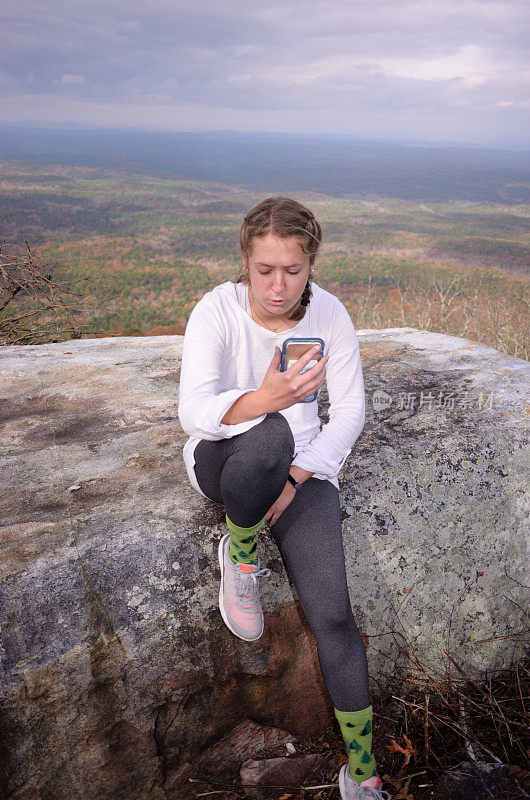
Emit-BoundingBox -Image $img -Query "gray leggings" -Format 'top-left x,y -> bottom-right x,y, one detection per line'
193,412 -> 370,712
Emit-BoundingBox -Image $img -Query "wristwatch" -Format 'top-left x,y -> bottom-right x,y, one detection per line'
287,473 -> 302,491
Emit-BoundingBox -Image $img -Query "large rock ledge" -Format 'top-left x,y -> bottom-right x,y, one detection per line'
0,328 -> 528,800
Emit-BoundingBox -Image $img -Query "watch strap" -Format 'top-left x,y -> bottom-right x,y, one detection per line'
287,473 -> 302,491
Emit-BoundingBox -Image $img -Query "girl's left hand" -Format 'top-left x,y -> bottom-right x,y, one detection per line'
265,481 -> 297,527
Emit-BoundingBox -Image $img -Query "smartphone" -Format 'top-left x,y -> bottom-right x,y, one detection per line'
280,337 -> 325,403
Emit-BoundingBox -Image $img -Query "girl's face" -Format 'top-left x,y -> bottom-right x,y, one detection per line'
244,233 -> 312,319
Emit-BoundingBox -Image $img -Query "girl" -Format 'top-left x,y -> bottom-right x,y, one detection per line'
178,197 -> 391,800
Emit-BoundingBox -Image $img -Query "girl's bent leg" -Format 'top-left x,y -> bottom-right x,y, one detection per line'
192,413 -> 295,642
193,412 -> 295,527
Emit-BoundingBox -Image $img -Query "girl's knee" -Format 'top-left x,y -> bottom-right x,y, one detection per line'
223,413 -> 294,486
243,413 -> 294,460
261,412 -> 295,448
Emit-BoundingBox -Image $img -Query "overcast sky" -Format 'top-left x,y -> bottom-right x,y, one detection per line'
1,0 -> 529,147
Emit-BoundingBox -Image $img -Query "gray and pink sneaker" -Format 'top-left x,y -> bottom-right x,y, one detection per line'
338,766 -> 392,799
218,533 -> 271,641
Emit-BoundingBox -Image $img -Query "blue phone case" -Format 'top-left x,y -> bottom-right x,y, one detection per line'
280,337 -> 325,403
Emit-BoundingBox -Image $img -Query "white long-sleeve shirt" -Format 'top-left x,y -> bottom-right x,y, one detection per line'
178,280 -> 365,498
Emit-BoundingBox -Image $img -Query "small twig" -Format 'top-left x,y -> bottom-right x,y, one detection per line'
424,693 -> 429,767
441,648 -> 486,694
503,566 -> 530,590
395,770 -> 426,780
391,695 -> 504,763
473,630 -> 530,644
189,775 -> 339,791
302,783 -> 337,789
515,644 -> 527,717
459,697 -> 478,762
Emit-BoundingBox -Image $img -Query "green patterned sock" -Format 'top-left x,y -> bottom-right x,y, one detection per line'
334,704 -> 377,785
226,514 -> 265,566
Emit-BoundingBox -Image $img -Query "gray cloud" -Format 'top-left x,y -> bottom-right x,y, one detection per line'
1,0 -> 529,144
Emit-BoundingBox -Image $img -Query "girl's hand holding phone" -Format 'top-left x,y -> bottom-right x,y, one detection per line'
257,345 -> 329,413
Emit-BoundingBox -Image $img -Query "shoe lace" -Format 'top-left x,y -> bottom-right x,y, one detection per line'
236,565 -> 271,609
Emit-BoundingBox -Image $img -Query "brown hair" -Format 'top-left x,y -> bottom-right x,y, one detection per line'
237,196 -> 322,322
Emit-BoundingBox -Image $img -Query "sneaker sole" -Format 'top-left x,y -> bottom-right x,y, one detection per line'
338,764 -> 346,798
218,534 -> 264,642
338,764 -> 353,799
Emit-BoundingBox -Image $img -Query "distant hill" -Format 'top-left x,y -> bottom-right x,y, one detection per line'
0,127 -> 529,203
1,160 -> 528,357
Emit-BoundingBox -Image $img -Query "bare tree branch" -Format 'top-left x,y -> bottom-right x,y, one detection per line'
0,241 -> 102,345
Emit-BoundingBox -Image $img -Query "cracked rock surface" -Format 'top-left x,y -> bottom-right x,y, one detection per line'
0,330 -> 528,799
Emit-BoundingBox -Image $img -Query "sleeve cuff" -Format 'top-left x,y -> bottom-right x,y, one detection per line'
215,389 -> 267,438
291,447 -> 352,479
